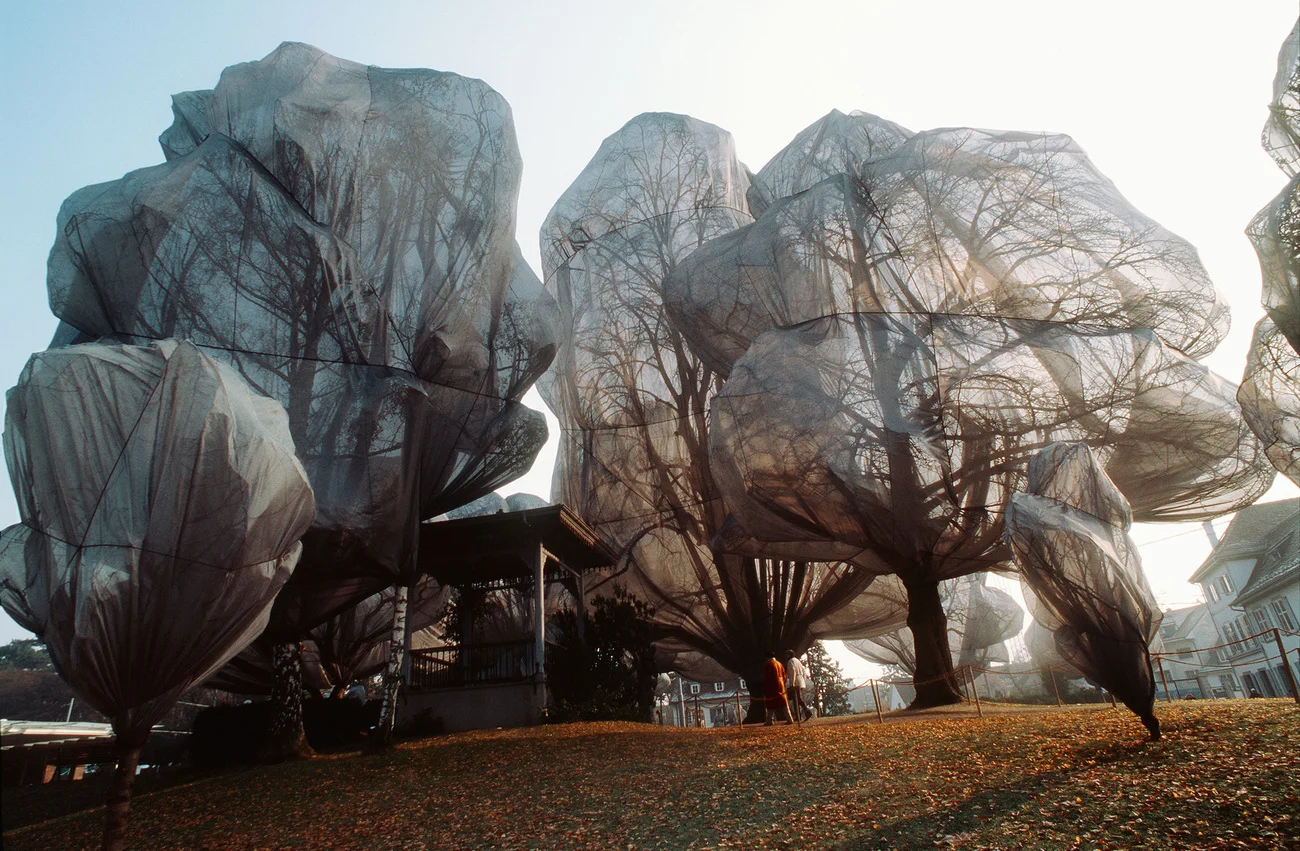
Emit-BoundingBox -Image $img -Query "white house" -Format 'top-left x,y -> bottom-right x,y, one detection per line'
1154,603 -> 1227,698
1189,498 -> 1299,700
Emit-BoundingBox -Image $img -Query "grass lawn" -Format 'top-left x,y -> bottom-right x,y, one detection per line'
3,699 -> 1296,850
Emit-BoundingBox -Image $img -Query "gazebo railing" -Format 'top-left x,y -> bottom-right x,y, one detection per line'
409,640 -> 536,689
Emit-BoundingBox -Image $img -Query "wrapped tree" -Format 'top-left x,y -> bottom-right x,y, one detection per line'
1241,19 -> 1300,486
668,111 -> 1272,711
45,43 -> 559,742
0,340 -> 314,849
1005,443 -> 1162,738
541,113 -> 907,703
205,576 -> 448,698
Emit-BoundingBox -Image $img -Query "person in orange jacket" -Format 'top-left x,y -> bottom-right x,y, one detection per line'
762,652 -> 794,726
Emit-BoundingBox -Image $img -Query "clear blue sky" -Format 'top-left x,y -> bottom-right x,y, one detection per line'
1,1 -> 1297,653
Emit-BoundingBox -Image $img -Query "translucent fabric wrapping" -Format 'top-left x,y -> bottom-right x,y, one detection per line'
0,341 -> 315,742
1247,172 -> 1300,355
1239,318 -> 1300,485
844,574 -> 1022,674
745,110 -> 912,215
206,576 -> 448,695
669,111 -> 1268,564
668,118 -> 1231,374
709,313 -> 1268,581
1005,443 -> 1161,736
658,108 -> 1270,716
1263,19 -> 1300,176
47,43 -> 558,632
541,113 -> 907,681
1241,22 -> 1300,487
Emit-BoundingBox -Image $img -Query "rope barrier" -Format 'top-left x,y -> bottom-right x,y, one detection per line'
660,629 -> 1299,726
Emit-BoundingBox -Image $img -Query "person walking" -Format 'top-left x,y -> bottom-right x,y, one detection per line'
784,651 -> 813,721
762,652 -> 794,726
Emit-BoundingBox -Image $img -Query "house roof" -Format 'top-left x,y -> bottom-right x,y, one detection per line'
1189,498 -> 1300,583
1237,512 -> 1300,606
1160,604 -> 1208,642
418,504 -> 619,586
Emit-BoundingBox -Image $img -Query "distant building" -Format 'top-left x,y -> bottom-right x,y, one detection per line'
1154,603 -> 1225,698
1189,498 -> 1300,699
660,674 -> 750,727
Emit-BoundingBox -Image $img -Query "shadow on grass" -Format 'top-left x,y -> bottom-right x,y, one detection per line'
836,769 -> 1070,851
836,729 -> 1160,851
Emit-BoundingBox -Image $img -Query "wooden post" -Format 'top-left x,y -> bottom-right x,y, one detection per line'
1049,666 -> 1063,707
1157,657 -> 1173,703
533,541 -> 547,712
1294,647 -> 1300,705
677,676 -> 686,726
968,666 -> 983,718
1272,629 -> 1299,704
871,680 -> 884,724
575,568 -> 586,646
736,693 -> 743,729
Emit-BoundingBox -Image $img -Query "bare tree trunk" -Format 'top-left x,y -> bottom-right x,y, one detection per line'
371,583 -> 409,747
905,578 -> 963,708
101,735 -> 144,851
740,661 -> 768,724
263,641 -> 313,760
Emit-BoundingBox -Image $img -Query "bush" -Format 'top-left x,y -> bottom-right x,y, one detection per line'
546,587 -> 657,723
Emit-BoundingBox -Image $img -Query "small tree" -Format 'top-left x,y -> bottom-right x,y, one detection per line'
547,588 -> 658,722
805,642 -> 854,717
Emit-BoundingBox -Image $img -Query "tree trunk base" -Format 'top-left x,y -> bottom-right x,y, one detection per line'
262,641 -> 314,762
906,688 -> 965,710
904,577 -> 964,711
101,740 -> 142,851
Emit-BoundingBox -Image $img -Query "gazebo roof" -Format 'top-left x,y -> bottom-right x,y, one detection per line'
418,504 -> 619,586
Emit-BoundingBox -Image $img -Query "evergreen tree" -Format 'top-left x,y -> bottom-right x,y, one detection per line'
0,638 -> 54,671
806,642 -> 854,717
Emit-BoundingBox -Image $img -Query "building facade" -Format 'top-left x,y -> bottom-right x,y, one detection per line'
1155,603 -> 1229,698
1189,498 -> 1300,700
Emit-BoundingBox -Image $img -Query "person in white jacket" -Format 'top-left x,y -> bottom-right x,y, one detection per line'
784,651 -> 813,721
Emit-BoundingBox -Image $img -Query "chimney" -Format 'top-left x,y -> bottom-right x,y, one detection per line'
1202,520 -> 1220,548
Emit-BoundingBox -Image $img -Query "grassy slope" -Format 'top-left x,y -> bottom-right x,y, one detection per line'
3,700 -> 1296,850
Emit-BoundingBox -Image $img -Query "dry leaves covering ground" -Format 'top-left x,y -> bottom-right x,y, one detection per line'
3,700 -> 1296,850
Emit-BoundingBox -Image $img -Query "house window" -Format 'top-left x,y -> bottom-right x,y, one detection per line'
1277,665 -> 1296,698
1224,621 -> 1240,646
1218,575 -> 1233,595
714,682 -> 725,693
1205,583 -> 1220,602
1273,598 -> 1297,632
1253,608 -> 1274,633
689,683 -> 700,695
738,678 -> 746,690
1258,669 -> 1278,698
1239,617 -> 1257,644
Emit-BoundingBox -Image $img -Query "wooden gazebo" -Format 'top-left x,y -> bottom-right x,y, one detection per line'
398,504 -> 618,732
